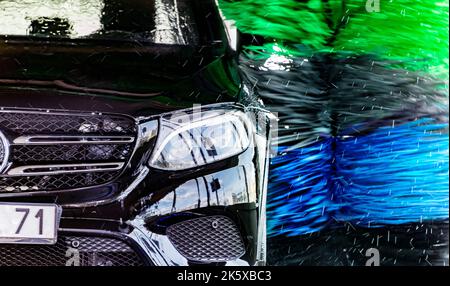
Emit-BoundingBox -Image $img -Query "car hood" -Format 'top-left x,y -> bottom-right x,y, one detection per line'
0,43 -> 240,116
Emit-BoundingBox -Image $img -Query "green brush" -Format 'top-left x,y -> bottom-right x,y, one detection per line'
220,0 -> 449,77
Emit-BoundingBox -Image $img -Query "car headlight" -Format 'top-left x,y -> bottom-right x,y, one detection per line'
149,105 -> 252,170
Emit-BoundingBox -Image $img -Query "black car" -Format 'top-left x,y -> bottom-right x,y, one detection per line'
0,0 -> 274,266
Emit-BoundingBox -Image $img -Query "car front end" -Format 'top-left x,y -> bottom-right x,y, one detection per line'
0,0 -> 274,266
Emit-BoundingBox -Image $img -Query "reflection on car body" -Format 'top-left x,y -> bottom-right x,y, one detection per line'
0,0 -> 273,266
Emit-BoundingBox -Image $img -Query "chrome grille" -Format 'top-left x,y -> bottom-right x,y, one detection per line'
166,215 -> 246,262
0,109 -> 137,193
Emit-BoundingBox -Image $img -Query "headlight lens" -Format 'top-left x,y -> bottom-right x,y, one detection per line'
149,106 -> 251,170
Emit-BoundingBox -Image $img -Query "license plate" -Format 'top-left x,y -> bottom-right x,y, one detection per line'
0,202 -> 61,245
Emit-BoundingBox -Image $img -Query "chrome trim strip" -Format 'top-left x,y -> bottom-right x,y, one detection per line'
13,135 -> 134,145
0,130 -> 10,174
0,108 -> 104,117
7,162 -> 124,176
62,166 -> 150,208
0,107 -> 137,122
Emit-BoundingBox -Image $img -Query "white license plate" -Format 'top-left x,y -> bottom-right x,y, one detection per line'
0,202 -> 61,245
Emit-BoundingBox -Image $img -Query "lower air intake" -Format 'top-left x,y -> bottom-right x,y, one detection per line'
0,236 -> 145,266
166,215 -> 245,263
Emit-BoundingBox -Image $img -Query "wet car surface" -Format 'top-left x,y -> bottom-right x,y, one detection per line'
0,0 -> 273,266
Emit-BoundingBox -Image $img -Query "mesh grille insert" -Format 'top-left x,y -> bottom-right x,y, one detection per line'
0,235 -> 145,266
0,112 -> 135,135
166,216 -> 245,262
0,172 -> 119,192
12,144 -> 132,162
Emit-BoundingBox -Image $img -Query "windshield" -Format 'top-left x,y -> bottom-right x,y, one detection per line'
0,0 -> 199,45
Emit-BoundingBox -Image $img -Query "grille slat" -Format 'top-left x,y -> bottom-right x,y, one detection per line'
0,109 -> 137,193
0,236 -> 145,266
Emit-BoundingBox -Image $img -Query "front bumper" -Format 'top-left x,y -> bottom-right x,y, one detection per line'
0,103 -> 274,266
